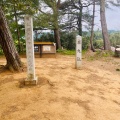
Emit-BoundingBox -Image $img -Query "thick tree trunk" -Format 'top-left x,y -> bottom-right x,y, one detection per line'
0,6 -> 22,72
90,0 -> 95,52
54,28 -> 61,49
52,1 -> 62,50
78,7 -> 82,36
14,4 -> 21,53
100,0 -> 111,50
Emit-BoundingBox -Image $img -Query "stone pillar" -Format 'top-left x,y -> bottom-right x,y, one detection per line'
24,15 -> 38,85
75,35 -> 82,69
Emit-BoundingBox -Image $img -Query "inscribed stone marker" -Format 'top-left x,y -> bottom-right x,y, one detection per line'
75,35 -> 82,69
24,15 -> 37,85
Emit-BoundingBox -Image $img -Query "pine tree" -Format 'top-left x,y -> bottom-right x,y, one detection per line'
0,6 -> 22,72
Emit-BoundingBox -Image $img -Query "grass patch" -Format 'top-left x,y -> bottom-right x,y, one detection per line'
95,50 -> 114,57
57,49 -> 75,55
57,49 -> 87,55
87,50 -> 114,61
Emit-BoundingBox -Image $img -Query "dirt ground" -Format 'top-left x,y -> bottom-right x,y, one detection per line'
0,53 -> 120,120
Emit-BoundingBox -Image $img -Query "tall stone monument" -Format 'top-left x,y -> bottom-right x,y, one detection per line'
75,35 -> 82,69
24,15 -> 37,85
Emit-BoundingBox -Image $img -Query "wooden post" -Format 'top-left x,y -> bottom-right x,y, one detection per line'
75,35 -> 82,69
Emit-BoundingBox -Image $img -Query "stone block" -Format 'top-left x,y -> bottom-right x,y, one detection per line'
25,77 -> 38,85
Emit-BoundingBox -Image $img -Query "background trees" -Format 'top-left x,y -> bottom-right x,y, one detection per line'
59,0 -> 93,36
34,0 -> 62,49
0,0 -> 39,71
0,0 -> 120,59
0,0 -> 39,52
1,0 -> 120,73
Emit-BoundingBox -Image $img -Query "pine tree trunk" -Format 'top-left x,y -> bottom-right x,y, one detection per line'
0,6 -> 22,72
14,4 -> 21,53
53,1 -> 62,50
90,0 -> 95,52
54,29 -> 61,49
100,0 -> 111,50
78,7 -> 82,36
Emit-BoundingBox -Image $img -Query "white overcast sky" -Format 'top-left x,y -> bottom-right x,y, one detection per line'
94,5 -> 120,30
41,0 -> 120,31
106,6 -> 120,30
60,0 -> 120,31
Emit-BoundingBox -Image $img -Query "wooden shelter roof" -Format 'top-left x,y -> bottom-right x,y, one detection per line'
34,42 -> 54,45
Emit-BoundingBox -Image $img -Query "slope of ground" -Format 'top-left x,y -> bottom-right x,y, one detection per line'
0,54 -> 120,120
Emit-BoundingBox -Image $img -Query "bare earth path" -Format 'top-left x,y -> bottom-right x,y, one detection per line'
0,54 -> 120,120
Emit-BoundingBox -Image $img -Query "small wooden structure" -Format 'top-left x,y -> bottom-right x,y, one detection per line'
34,42 -> 56,58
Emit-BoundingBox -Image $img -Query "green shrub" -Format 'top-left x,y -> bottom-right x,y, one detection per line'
60,32 -> 90,50
93,39 -> 103,49
109,33 -> 120,47
82,36 -> 90,50
60,32 -> 76,50
35,32 -> 55,42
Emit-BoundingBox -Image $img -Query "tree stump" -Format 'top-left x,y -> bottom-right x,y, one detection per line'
115,45 -> 120,57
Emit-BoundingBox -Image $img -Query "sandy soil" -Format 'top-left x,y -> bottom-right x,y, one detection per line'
0,54 -> 120,120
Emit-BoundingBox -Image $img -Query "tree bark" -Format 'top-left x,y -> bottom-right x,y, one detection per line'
0,6 -> 22,72
90,0 -> 95,52
100,0 -> 111,50
78,6 -> 82,36
14,4 -> 21,53
54,28 -> 61,49
53,1 -> 62,49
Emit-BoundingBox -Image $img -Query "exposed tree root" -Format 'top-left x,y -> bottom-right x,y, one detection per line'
0,65 -> 8,73
0,64 -> 24,73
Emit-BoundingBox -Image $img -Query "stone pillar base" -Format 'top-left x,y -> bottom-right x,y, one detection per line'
25,77 -> 38,85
